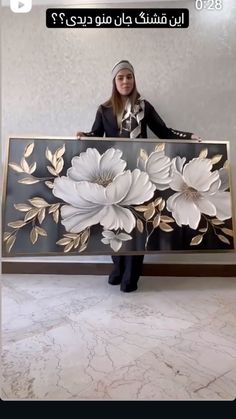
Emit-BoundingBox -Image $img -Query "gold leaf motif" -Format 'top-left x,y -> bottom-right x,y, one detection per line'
3,232 -> 12,241
38,208 -> 46,224
155,143 -> 165,152
64,233 -> 79,239
8,220 -> 26,228
139,149 -> 148,161
74,236 -> 81,248
199,148 -> 208,159
221,228 -> 234,238
45,147 -> 53,163
28,162 -> 37,174
14,203 -> 32,212
134,205 -> 149,212
56,238 -> 72,246
223,160 -> 230,169
47,166 -> 58,176
52,154 -> 57,169
211,219 -> 224,225
154,197 -> 162,207
211,154 -> 222,165
147,202 -> 155,210
53,210 -> 59,223
144,207 -> 155,220
64,242 -> 74,253
35,226 -> 47,237
136,218 -> 144,233
6,235 -> 16,253
30,227 -> 38,244
199,227 -> 208,233
45,181 -> 54,189
159,222 -> 173,232
153,214 -> 161,228
48,203 -> 60,213
18,177 -> 40,185
29,197 -> 49,208
55,144 -> 65,159
24,142 -> 34,158
79,244 -> 87,253
21,157 -> 30,173
160,215 -> 175,223
158,199 -> 165,211
81,229 -> 89,245
217,234 -> 230,245
190,235 -> 203,245
24,208 -> 39,222
55,157 -> 64,174
9,163 -> 24,173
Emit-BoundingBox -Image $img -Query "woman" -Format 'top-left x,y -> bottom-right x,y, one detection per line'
77,59 -> 201,293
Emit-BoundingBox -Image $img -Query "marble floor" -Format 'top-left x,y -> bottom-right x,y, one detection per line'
1,274 -> 236,400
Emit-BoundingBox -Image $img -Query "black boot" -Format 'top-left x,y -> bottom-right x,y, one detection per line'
120,255 -> 144,292
108,256 -> 125,285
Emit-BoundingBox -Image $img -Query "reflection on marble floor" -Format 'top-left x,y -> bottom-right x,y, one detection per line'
1,274 -> 236,400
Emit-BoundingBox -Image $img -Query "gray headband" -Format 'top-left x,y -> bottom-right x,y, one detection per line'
111,60 -> 134,79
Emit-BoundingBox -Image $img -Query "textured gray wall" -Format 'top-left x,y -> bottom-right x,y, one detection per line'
2,1 -> 236,264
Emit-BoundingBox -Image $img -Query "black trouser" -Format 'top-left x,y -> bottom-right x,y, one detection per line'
110,255 -> 144,289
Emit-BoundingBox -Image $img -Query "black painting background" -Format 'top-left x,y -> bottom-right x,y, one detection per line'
2,138 -> 235,256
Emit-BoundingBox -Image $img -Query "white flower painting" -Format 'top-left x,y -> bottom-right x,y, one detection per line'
53,148 -> 155,235
137,148 -> 172,190
101,230 -> 132,252
167,157 -> 231,230
3,140 -> 234,255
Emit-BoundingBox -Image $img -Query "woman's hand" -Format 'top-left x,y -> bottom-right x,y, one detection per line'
191,134 -> 202,142
76,131 -> 85,140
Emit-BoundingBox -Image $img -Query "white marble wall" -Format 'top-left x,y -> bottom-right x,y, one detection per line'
2,1 -> 236,264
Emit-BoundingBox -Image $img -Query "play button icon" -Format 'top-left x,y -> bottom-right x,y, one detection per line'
10,0 -> 32,13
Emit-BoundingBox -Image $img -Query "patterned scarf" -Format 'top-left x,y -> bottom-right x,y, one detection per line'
119,98 -> 145,138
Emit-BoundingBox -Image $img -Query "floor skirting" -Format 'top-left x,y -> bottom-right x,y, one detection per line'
2,262 -> 236,277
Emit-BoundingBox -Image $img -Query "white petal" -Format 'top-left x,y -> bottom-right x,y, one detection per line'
102,230 -> 116,239
68,148 -> 126,182
52,177 -> 76,205
146,151 -> 170,174
68,148 -> 101,181
170,194 -> 201,229
137,156 -> 146,172
121,169 -> 155,205
171,156 -> 186,173
101,205 -> 136,233
99,148 -> 126,175
166,192 -> 182,212
101,238 -> 110,245
105,171 -> 132,204
110,238 -> 122,252
61,205 -> 105,233
153,182 -> 172,191
116,233 -> 132,241
183,158 -> 219,191
203,178 -> 221,195
53,177 -> 106,209
145,152 -> 172,190
218,168 -> 229,191
196,197 -> 216,216
208,192 -> 232,220
75,181 -> 108,205
169,171 -> 186,192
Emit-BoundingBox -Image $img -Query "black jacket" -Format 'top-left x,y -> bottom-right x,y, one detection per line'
86,100 -> 192,139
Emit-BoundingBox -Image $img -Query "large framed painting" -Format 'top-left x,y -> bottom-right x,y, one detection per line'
2,137 -> 235,256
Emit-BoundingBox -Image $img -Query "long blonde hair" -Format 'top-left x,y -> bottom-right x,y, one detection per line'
103,77 -> 141,117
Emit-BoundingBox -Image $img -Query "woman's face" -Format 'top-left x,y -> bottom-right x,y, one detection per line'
115,69 -> 134,96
